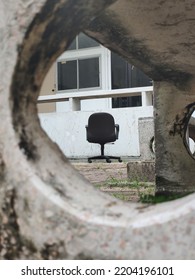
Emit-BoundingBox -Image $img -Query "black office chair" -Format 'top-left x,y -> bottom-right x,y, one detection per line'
86,112 -> 122,163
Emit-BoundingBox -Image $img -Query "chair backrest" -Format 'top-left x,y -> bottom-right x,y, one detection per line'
86,112 -> 117,144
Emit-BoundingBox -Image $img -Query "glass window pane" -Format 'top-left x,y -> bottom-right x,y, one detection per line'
111,52 -> 151,89
128,96 -> 142,107
78,33 -> 99,49
111,52 -> 130,89
67,38 -> 76,50
112,96 -> 142,108
131,67 -> 152,87
111,51 -> 151,108
57,60 -> 77,90
79,57 -> 100,89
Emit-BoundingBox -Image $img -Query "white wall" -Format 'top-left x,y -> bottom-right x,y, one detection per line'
39,106 -> 153,158
56,98 -> 111,112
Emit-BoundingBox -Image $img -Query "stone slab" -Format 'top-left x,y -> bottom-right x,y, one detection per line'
127,161 -> 155,182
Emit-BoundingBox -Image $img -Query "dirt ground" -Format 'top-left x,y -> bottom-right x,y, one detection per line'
72,161 -> 154,202
72,162 -> 127,184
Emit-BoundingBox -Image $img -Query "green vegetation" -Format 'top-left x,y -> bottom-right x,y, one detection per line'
139,192 -> 191,204
95,177 -> 191,204
112,193 -> 130,201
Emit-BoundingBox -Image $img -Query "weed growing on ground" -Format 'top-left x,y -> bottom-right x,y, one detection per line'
94,176 -> 192,204
112,193 -> 130,201
139,192 -> 192,204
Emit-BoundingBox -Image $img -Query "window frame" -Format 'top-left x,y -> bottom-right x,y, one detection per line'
56,43 -> 111,93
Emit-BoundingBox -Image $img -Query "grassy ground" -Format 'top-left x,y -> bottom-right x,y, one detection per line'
95,178 -> 189,204
95,178 -> 155,203
73,162 -> 190,204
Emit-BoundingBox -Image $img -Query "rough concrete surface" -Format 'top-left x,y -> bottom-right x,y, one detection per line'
0,0 -> 195,260
73,162 -> 127,184
138,117 -> 155,161
127,161 -> 155,182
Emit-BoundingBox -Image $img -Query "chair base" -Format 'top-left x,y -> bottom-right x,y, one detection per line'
88,155 -> 122,163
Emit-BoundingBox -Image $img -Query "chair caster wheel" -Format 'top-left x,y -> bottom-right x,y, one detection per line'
118,159 -> 122,162
106,159 -> 111,163
88,159 -> 92,163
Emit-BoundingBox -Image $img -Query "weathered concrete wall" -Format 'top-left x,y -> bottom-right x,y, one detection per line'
127,161 -> 155,182
138,117 -> 154,161
154,81 -> 195,194
1,0 -> 195,260
39,107 -> 153,158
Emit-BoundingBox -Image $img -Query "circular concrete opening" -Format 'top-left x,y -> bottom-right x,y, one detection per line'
7,0 -> 195,259
149,136 -> 155,154
185,111 -> 195,158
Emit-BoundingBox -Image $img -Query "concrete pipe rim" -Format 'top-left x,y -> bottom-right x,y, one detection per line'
7,0 -> 195,259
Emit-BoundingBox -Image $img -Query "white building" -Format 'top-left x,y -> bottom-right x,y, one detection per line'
37,34 -> 156,160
